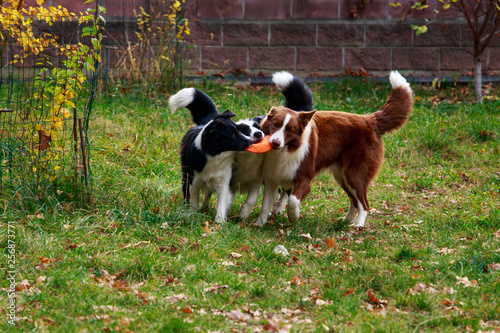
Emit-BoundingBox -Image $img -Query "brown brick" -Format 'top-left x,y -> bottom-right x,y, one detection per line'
248,47 -> 295,70
440,48 -> 475,70
413,23 -> 461,47
187,23 -> 222,46
339,0 -> 387,19
224,24 -> 268,46
197,0 -> 243,20
102,22 -> 140,44
297,47 -> 343,70
489,33 -> 500,47
365,23 -> 412,46
202,46 -> 247,70
184,0 -> 198,20
271,24 -> 316,46
388,0 -> 437,20
98,0 -> 146,19
345,47 -> 391,70
393,47 -> 439,71
318,23 -> 364,46
245,0 -> 291,20
488,48 -> 500,70
292,0 -> 339,19
184,45 -> 201,70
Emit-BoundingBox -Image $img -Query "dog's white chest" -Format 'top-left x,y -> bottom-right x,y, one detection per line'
193,152 -> 234,192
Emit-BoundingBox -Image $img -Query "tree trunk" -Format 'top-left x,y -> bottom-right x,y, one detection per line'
474,56 -> 483,103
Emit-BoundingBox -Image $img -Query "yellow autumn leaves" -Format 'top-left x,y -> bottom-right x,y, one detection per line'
1,0 -> 102,181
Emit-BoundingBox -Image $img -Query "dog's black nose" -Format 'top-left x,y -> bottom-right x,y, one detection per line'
254,131 -> 264,141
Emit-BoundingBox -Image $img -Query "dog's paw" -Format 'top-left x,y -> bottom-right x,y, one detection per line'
238,205 -> 252,220
349,221 -> 365,228
287,195 -> 301,223
215,216 -> 226,224
253,216 -> 267,227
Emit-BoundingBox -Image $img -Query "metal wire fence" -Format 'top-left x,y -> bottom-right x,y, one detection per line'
0,0 -> 102,193
0,0 -> 185,196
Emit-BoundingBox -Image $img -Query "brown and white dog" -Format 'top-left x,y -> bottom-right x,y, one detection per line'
254,71 -> 413,227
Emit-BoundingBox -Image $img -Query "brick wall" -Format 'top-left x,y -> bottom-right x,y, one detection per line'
183,0 -> 500,77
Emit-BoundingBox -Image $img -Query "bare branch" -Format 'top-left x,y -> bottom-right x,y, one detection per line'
457,0 -> 477,35
477,0 -> 495,41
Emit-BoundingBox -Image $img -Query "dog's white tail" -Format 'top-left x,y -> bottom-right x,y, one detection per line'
169,87 -> 195,113
272,71 -> 314,112
272,71 -> 294,91
389,71 -> 412,97
374,71 -> 413,135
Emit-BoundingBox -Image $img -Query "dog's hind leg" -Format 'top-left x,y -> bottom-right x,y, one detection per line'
345,195 -> 359,221
254,181 -> 279,227
201,191 -> 212,211
343,177 -> 369,228
271,188 -> 289,216
238,181 -> 261,219
331,165 -> 359,222
190,185 -> 200,211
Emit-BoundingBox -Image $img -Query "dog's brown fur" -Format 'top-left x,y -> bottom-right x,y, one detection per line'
254,72 -> 413,227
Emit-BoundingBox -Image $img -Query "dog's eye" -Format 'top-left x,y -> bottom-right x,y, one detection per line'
232,133 -> 236,138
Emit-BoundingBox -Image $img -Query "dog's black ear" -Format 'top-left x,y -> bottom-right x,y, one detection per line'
205,120 -> 223,135
252,115 -> 266,124
219,110 -> 237,118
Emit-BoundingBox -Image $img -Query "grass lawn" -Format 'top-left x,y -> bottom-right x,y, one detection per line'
1,76 -> 500,332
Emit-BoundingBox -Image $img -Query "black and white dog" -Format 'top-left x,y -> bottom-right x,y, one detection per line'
170,88 -> 253,223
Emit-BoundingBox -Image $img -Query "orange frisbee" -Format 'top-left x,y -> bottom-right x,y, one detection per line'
245,135 -> 272,153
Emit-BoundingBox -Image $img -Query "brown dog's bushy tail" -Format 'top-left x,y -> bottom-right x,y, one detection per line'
374,71 -> 413,136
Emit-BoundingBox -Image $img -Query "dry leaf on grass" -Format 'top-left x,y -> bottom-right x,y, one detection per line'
225,309 -> 251,322
102,241 -> 149,255
164,294 -> 186,303
456,276 -> 478,288
230,252 -> 243,259
299,233 -> 312,241
342,288 -> 354,297
204,284 -> 229,293
486,263 -> 500,272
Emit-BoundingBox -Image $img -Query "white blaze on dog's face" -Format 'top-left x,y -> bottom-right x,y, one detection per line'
261,106 -> 315,152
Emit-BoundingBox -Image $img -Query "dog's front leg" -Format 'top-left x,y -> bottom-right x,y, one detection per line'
215,186 -> 230,223
254,181 -> 278,227
288,180 -> 311,223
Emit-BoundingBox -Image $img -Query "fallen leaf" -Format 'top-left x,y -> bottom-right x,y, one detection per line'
366,289 -> 380,305
437,247 -> 454,254
324,236 -> 337,249
202,221 -> 213,235
164,294 -> 186,303
440,298 -> 453,306
486,263 -> 500,272
456,276 -> 478,288
299,233 -> 312,241
342,288 -> 354,297
204,284 -> 229,293
230,252 -> 243,259
180,307 -> 193,314
225,309 -> 250,322
36,276 -> 47,285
